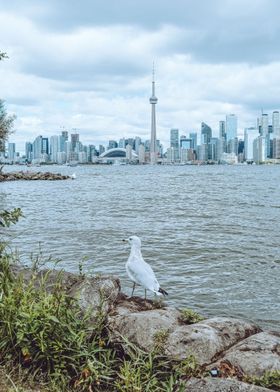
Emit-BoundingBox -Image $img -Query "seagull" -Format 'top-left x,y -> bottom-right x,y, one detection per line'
71,173 -> 76,180
123,236 -> 168,299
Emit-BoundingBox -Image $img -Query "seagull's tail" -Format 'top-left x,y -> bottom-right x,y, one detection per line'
158,287 -> 168,296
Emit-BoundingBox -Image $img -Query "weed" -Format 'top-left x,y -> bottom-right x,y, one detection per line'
153,329 -> 169,354
178,308 -> 204,324
245,370 -> 280,391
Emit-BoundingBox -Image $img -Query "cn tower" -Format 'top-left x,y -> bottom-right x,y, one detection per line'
149,65 -> 158,164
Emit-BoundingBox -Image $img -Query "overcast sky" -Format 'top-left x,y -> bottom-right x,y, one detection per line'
1,0 -> 280,152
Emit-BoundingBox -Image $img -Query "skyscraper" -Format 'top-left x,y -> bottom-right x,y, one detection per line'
226,114 -> 237,141
149,67 -> 158,164
170,129 -> 179,161
219,121 -> 226,139
272,111 -> 280,138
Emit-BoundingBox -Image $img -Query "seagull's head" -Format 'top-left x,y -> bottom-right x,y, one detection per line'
123,235 -> 142,248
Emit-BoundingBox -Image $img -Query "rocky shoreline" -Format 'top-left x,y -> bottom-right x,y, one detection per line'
9,264 -> 280,391
0,170 -> 71,181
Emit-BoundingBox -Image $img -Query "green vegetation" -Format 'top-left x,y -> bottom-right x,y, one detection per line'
178,308 -> 204,324
0,209 -> 202,391
153,329 -> 169,354
245,370 -> 280,391
0,99 -> 16,151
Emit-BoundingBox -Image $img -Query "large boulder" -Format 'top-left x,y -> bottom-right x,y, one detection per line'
166,317 -> 260,363
184,377 -> 272,392
10,265 -> 121,318
68,275 -> 121,315
213,331 -> 280,377
108,298 -> 260,364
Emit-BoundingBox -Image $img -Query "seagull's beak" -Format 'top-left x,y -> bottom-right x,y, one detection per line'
122,239 -> 128,242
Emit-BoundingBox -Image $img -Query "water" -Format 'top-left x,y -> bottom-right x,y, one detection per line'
1,164 -> 280,331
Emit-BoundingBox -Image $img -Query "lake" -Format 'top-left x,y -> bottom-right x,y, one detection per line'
1,164 -> 280,331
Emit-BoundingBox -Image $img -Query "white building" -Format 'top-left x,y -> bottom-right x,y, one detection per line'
244,127 -> 259,161
50,135 -> 59,163
253,136 -> 267,163
272,111 -> 280,138
138,144 -> 145,164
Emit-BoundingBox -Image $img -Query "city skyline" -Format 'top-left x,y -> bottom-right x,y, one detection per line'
1,0 -> 280,152
5,107 -> 280,165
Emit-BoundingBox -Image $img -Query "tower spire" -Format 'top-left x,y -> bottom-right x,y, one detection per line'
150,63 -> 158,164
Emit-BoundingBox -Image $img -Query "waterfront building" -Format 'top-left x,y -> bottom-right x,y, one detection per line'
138,144 -> 145,164
8,143 -> 16,161
57,151 -> 66,164
272,111 -> 280,137
25,142 -> 33,162
227,138 -> 238,156
201,123 -> 212,145
189,132 -> 197,151
226,114 -> 237,142
272,138 -> 280,159
149,67 -> 158,164
108,140 -> 118,150
134,137 -> 142,154
180,136 -> 192,150
61,130 -> 68,141
244,127 -> 259,161
32,135 -> 47,160
50,135 -> 59,163
99,145 -> 105,156
126,144 -> 132,161
78,151 -> 87,163
198,144 -> 209,161
216,138 -> 226,161
144,140 -> 150,152
219,120 -> 226,139
166,147 -> 175,163
220,152 -> 238,164
170,129 -> 180,161
118,138 -> 126,149
209,138 -> 219,161
260,114 -> 269,136
253,136 -> 267,163
71,133 -> 79,151
65,141 -> 72,161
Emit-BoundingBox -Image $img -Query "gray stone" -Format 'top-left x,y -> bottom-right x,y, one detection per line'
108,298 -> 260,364
109,305 -> 181,350
214,331 -> 280,376
185,377 -> 272,392
166,317 -> 260,363
69,275 -> 121,315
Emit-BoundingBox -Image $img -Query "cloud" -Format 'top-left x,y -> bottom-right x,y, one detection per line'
1,0 -> 280,152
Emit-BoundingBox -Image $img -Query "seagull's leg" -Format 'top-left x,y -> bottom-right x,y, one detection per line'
144,289 -> 147,300
131,282 -> 136,297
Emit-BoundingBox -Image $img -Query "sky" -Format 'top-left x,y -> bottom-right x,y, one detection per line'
1,0 -> 280,153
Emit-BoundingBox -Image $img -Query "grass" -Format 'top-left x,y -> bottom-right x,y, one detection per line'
0,208 -> 202,391
244,370 -> 280,391
2,209 -> 277,392
178,308 -> 204,324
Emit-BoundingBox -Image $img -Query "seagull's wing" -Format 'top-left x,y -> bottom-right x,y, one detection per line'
126,260 -> 160,293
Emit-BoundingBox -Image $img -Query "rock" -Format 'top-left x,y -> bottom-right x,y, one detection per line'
0,171 -> 70,181
69,275 -> 121,316
184,377 -> 272,392
213,331 -> 280,377
11,265 -> 121,320
109,304 -> 181,350
108,297 -> 261,364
